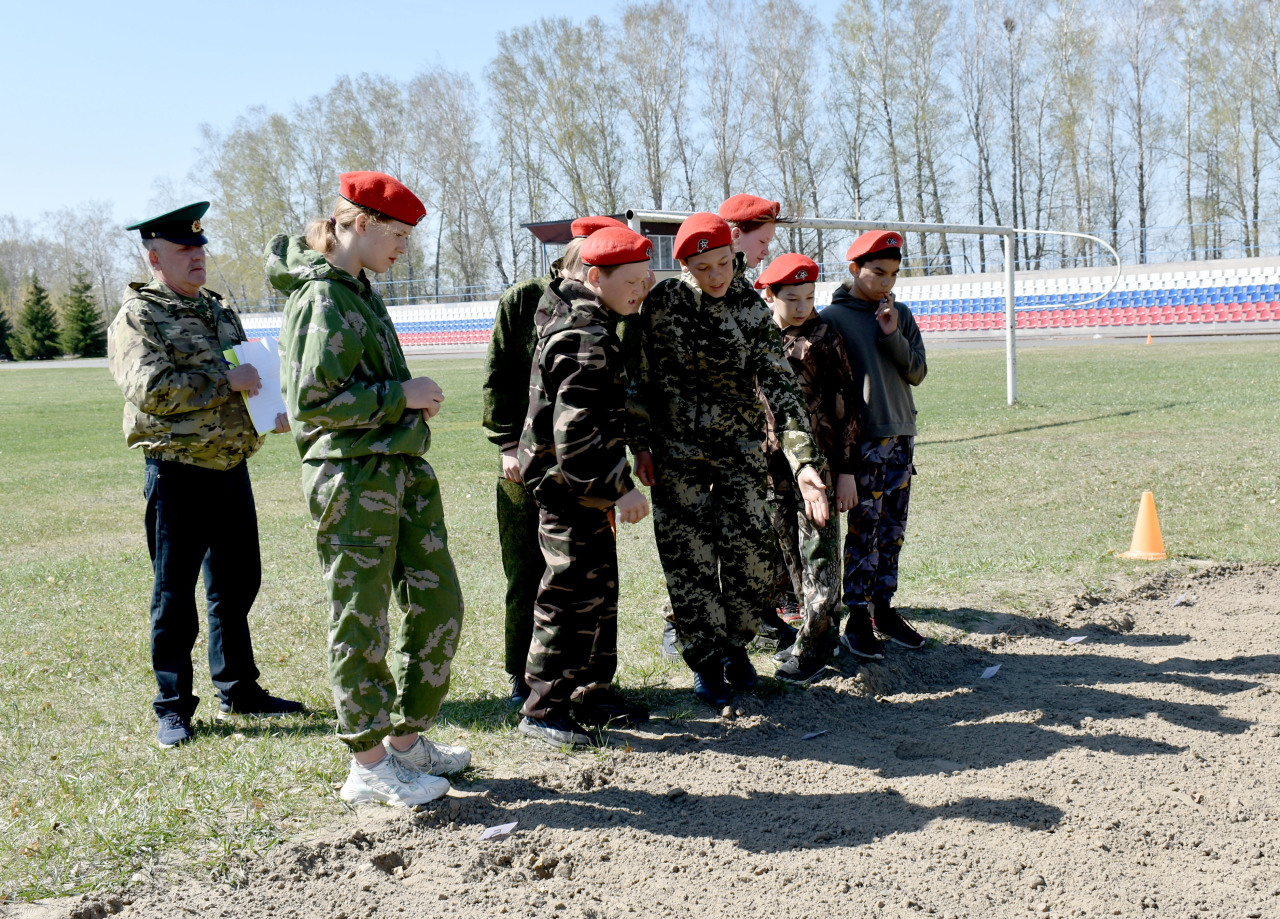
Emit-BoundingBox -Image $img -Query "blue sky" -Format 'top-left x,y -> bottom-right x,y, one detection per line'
1,0 -> 846,226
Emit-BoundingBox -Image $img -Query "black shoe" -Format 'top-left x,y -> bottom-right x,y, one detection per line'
661,620 -> 682,662
518,714 -> 593,748
692,668 -> 733,707
508,673 -> 531,705
773,648 -> 829,685
157,712 -> 193,749
217,687 -> 305,720
722,648 -> 758,691
871,604 -> 927,649
755,610 -> 797,651
840,608 -> 886,660
573,689 -> 650,728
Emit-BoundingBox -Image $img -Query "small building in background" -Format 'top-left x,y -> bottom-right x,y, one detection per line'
523,216 -> 683,280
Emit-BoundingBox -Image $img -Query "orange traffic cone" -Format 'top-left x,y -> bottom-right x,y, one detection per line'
1146,334 -> 1153,344
1118,491 -> 1166,560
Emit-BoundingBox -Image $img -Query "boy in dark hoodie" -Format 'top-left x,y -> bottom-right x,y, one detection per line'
820,230 -> 929,657
516,227 -> 653,748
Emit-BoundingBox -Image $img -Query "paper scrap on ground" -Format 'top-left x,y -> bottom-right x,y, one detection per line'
981,665 -> 1001,679
801,730 -> 828,741
479,821 -> 518,841
224,337 -> 286,434
1064,635 -> 1088,645
1172,593 -> 1191,607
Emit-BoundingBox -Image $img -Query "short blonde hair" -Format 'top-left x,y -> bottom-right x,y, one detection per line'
560,238 -> 585,281
305,197 -> 390,254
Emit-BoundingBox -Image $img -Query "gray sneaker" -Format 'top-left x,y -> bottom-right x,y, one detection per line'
339,755 -> 450,807
518,715 -> 593,748
384,735 -> 472,776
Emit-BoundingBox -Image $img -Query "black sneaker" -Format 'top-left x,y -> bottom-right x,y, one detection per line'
508,673 -> 531,705
217,687 -> 305,720
573,689 -> 650,728
773,648 -> 829,685
157,712 -> 193,749
722,648 -> 758,691
692,668 -> 733,707
518,714 -> 593,748
871,604 -> 927,650
755,610 -> 797,651
661,620 -> 682,662
840,609 -> 886,660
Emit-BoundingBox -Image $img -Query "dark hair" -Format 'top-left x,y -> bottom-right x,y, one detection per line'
854,246 -> 902,267
727,219 -> 771,234
592,262 -> 637,278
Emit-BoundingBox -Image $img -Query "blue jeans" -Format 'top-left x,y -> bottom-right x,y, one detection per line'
144,458 -> 261,720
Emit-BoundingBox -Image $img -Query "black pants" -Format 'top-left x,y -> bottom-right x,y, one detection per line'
144,458 -> 261,719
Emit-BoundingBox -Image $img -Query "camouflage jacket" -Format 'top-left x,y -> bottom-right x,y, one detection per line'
267,234 -> 430,463
518,278 -> 635,511
759,315 -> 861,492
628,266 -> 825,477
481,266 -> 557,451
107,279 -> 262,470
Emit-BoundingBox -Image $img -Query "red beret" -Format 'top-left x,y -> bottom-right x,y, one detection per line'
581,227 -> 653,267
846,230 -> 904,262
719,193 -> 781,224
674,212 -> 733,261
340,171 -> 426,227
571,215 -> 629,238
754,253 -> 820,290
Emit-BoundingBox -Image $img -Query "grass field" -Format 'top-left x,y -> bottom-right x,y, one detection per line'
1,340 -> 1279,902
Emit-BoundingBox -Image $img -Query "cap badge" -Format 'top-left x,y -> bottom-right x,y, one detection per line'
191,219 -> 203,233
889,236 -> 899,245
697,238 -> 709,252
796,270 -> 809,280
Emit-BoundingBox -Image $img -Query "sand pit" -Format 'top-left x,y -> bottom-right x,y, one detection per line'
31,564 -> 1280,919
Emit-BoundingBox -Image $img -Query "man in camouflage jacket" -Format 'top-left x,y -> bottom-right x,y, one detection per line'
268,232 -> 465,757
628,226 -> 826,694
108,202 -> 299,749
481,262 -> 560,703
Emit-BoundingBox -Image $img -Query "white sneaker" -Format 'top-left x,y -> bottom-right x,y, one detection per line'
384,734 -> 472,776
339,754 -> 451,807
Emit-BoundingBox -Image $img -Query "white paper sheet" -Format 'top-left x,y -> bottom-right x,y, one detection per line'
980,664 -> 1001,679
228,337 -> 287,435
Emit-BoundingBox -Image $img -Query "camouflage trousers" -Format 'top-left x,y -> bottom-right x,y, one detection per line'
766,484 -> 842,663
522,503 -> 617,721
302,454 -> 465,753
651,450 -> 773,673
842,436 -> 914,610
496,476 -> 542,677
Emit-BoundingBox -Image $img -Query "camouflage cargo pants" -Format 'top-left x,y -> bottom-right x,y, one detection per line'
651,450 -> 772,673
496,476 -> 542,677
842,436 -> 914,610
766,484 -> 842,663
522,503 -> 617,721
303,454 -> 465,753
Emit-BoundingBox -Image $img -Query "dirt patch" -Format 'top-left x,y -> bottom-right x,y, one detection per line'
20,564 -> 1280,919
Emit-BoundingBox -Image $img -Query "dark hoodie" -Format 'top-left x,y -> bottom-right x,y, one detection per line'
821,282 -> 927,439
517,278 -> 636,511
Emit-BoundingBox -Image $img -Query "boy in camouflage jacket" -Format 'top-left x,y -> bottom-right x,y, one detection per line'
516,227 -> 653,748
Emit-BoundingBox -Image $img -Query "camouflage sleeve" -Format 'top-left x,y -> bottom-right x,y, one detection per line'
108,303 -> 233,416
283,288 -> 408,430
481,284 -> 532,450
546,329 -> 635,507
878,305 -> 928,386
748,303 -> 825,477
819,327 -> 861,477
619,304 -> 652,455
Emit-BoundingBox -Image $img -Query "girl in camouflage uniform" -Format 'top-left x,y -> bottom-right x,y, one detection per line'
270,172 -> 468,808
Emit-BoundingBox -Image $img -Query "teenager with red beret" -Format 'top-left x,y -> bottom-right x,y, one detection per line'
719,193 -> 782,269
821,230 -> 929,658
753,255 -> 862,683
516,227 -> 654,746
629,213 -> 829,707
269,171 -> 469,807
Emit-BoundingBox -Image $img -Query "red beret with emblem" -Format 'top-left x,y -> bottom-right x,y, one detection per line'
581,227 -> 654,267
846,230 -> 904,262
571,215 -> 629,238
719,193 -> 781,224
340,171 -> 426,227
754,253 -> 821,290
674,212 -> 733,262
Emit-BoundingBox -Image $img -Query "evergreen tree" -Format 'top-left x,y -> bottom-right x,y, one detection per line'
11,274 -> 63,361
60,268 -> 108,358
0,305 -> 12,361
